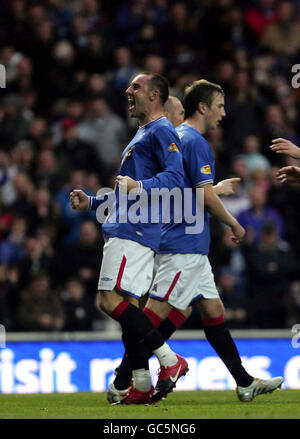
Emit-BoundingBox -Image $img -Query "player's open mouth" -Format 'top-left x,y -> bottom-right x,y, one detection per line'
128,96 -> 135,111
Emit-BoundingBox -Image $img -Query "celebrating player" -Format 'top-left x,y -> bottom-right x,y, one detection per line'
71,72 -> 189,403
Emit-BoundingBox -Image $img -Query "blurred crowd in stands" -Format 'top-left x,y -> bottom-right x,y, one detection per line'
0,0 -> 300,331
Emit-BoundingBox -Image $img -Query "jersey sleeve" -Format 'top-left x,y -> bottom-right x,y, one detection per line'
185,138 -> 214,187
88,191 -> 114,210
141,126 -> 184,193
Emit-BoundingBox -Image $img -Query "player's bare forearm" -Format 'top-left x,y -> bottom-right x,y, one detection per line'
204,185 -> 237,227
202,184 -> 245,242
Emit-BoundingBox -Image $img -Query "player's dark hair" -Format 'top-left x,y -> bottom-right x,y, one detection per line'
142,71 -> 170,105
183,79 -> 224,119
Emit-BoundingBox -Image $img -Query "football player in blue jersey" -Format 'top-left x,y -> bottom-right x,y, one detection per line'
70,72 -> 189,403
147,79 -> 283,402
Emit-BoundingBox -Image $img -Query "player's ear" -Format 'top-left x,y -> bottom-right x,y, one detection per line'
150,89 -> 159,101
198,101 -> 207,114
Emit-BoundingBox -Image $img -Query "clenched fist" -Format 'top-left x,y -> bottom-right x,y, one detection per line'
70,189 -> 89,210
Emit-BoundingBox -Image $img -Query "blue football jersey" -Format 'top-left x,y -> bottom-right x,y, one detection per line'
158,123 -> 215,254
91,117 -> 184,252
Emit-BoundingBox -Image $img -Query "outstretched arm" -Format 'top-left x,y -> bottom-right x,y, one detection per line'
213,178 -> 241,196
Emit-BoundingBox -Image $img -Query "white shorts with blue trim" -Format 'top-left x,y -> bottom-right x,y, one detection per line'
149,253 -> 219,310
98,237 -> 155,299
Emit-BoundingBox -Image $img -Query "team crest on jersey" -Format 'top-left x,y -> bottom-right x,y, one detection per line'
200,165 -> 211,174
168,142 -> 179,152
121,145 -> 135,166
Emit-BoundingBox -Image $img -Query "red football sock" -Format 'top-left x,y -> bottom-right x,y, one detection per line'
110,300 -> 129,320
201,315 -> 225,327
143,307 -> 163,328
168,308 -> 188,329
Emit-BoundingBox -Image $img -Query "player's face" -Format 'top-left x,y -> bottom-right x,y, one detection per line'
125,74 -> 152,119
169,100 -> 185,127
205,93 -> 226,131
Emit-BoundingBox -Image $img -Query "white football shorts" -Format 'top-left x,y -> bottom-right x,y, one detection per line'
98,237 -> 155,299
149,253 -> 219,310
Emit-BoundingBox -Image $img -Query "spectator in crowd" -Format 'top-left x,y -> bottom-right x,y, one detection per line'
0,216 -> 27,265
133,23 -> 162,60
60,277 -> 100,331
76,32 -> 112,74
159,2 -> 195,57
26,187 -> 58,235
114,0 -> 167,45
34,148 -> 65,194
243,222 -> 299,328
17,272 -> 65,331
56,219 -> 102,294
223,70 -> 265,153
0,94 -> 30,147
244,0 -> 278,38
241,134 -> 271,174
11,140 -> 35,175
216,267 -> 248,329
85,74 -> 108,100
143,54 -> 166,76
49,40 -> 77,100
237,184 -> 285,245
57,116 -> 103,175
77,96 -> 128,172
10,171 -> 35,217
26,116 -> 48,150
17,233 -> 56,289
68,13 -> 89,51
0,149 -> 21,206
260,0 -> 300,57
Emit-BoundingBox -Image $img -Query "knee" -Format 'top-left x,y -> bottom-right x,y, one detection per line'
145,297 -> 171,320
218,301 -> 225,317
183,306 -> 193,320
199,299 -> 225,320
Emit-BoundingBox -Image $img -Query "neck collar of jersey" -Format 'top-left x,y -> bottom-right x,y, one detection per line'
139,115 -> 166,129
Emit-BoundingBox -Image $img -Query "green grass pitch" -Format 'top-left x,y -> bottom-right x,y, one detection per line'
0,389 -> 299,419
